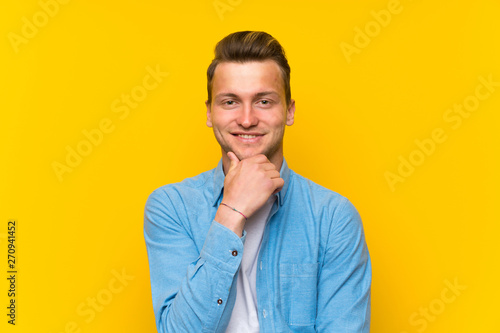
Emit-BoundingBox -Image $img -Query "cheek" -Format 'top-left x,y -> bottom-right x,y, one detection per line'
268,115 -> 286,129
211,112 -> 233,127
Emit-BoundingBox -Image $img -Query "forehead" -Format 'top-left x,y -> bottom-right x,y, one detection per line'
212,60 -> 284,97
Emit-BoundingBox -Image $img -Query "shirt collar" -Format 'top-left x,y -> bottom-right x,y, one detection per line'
212,157 -> 291,207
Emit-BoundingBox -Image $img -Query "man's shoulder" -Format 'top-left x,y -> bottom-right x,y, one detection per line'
147,167 -> 216,203
289,169 -> 346,200
288,169 -> 358,215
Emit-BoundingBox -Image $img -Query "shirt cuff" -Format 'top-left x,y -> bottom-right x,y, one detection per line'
199,220 -> 246,274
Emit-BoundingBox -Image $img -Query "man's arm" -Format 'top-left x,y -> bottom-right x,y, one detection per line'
315,197 -> 372,332
144,153 -> 283,332
144,188 -> 245,333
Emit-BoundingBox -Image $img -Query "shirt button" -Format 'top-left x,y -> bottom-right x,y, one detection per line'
217,298 -> 223,305
232,250 -> 238,256
263,309 -> 267,318
260,261 -> 262,270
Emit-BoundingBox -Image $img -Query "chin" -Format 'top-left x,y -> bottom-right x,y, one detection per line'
235,151 -> 258,160
233,150 -> 264,161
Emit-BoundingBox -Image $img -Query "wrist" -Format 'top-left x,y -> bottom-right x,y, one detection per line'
220,202 -> 248,220
215,204 -> 246,237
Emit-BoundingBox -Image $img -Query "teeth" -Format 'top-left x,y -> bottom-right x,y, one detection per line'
238,135 -> 257,138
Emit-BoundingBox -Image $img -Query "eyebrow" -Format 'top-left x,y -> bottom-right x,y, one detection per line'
214,91 -> 279,100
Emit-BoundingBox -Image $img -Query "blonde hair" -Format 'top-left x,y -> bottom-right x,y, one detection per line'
206,31 -> 291,107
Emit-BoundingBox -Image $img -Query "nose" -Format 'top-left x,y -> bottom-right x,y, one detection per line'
236,103 -> 258,128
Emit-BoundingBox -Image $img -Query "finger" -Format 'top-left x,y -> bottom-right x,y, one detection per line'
272,188 -> 281,195
265,170 -> 281,179
272,178 -> 285,194
249,154 -> 270,164
227,151 -> 240,172
262,163 -> 279,171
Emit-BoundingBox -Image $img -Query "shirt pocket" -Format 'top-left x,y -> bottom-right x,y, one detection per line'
279,263 -> 319,328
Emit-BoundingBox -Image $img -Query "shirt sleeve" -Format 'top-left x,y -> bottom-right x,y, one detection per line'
316,197 -> 372,332
143,188 -> 245,333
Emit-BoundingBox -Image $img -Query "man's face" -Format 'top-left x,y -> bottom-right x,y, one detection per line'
206,60 -> 295,169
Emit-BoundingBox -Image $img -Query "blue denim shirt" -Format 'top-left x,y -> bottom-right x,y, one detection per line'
144,158 -> 371,332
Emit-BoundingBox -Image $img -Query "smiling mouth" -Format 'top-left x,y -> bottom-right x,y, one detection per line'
236,134 -> 259,139
231,133 -> 264,143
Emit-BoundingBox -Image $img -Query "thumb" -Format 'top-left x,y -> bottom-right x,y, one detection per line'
227,151 -> 240,172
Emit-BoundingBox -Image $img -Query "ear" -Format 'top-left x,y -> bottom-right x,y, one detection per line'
205,100 -> 213,127
286,99 -> 295,126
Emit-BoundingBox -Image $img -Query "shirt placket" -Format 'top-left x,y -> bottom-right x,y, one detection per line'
256,198 -> 280,333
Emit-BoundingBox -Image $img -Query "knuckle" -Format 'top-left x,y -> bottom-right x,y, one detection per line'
263,179 -> 274,190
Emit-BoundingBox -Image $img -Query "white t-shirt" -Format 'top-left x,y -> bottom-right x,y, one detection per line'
225,195 -> 276,333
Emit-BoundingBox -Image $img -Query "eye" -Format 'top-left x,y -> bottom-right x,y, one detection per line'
224,100 -> 235,105
259,100 -> 271,105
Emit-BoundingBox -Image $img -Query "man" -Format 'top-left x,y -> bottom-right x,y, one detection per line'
144,31 -> 371,333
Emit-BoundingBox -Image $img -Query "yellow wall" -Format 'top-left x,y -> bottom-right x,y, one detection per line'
2,0 -> 499,332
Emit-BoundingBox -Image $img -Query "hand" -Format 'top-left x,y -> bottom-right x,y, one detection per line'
214,152 -> 284,236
